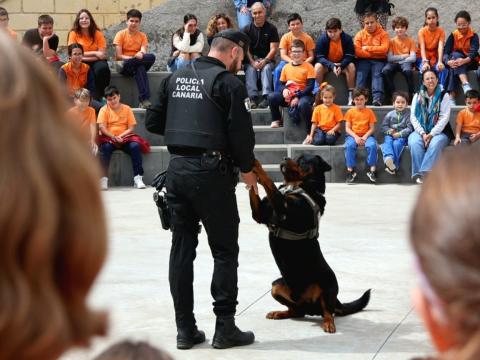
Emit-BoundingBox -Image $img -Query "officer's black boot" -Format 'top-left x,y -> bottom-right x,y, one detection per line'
176,326 -> 206,350
211,316 -> 255,349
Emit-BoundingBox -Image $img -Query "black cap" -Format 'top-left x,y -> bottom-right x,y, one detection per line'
213,29 -> 250,53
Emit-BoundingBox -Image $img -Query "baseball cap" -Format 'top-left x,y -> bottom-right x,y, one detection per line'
213,29 -> 250,53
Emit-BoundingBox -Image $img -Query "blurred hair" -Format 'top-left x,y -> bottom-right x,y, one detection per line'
67,42 -> 84,56
127,9 -> 142,20
455,10 -> 471,24
424,7 -> 440,26
0,7 -> 8,18
0,32 -> 107,360
410,146 -> 480,360
287,13 -> 302,25
352,87 -> 369,99
38,14 -> 54,26
314,83 -> 336,106
206,13 -> 233,38
392,16 -> 409,30
73,88 -> 91,101
465,89 -> 480,100
104,85 -> 120,97
392,91 -> 409,103
291,38 -> 305,51
325,18 -> 342,30
93,340 -> 173,360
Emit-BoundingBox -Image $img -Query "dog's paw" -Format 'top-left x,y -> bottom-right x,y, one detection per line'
322,320 -> 336,333
266,310 -> 290,320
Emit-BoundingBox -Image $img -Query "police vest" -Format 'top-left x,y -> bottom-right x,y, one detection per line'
164,63 -> 229,150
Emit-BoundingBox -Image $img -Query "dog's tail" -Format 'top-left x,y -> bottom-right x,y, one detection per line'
334,289 -> 371,316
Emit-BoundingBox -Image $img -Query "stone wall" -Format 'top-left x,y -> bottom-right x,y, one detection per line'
2,0 -> 167,43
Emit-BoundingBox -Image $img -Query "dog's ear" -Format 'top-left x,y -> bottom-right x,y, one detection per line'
315,155 -> 332,173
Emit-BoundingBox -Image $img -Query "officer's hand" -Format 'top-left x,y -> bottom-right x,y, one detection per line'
241,171 -> 258,195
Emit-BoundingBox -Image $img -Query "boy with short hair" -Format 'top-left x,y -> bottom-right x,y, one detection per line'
268,39 -> 316,129
314,18 -> 356,104
344,87 -> 378,183
113,9 -> 156,109
0,7 -> 17,40
22,14 -> 63,69
354,12 -> 389,106
381,16 -> 416,99
97,85 -> 149,190
273,13 -> 315,91
454,89 -> 480,145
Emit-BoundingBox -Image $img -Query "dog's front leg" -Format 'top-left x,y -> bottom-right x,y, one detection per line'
249,187 -> 264,224
252,159 -> 277,201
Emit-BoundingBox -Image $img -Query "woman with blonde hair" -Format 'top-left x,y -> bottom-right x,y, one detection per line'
206,13 -> 234,45
410,146 -> 480,360
0,32 -> 108,360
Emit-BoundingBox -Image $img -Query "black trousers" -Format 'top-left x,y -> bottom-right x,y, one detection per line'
166,155 -> 240,330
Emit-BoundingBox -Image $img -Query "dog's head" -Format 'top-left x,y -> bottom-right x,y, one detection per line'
280,154 -> 332,193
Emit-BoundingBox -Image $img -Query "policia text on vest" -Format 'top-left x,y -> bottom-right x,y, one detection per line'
172,77 -> 204,99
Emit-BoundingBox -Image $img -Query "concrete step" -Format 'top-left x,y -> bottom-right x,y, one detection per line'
106,144 -> 416,186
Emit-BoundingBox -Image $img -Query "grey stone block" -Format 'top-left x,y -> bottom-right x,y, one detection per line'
111,72 -> 169,108
251,109 -> 271,125
254,126 -> 284,144
254,145 -> 288,164
283,109 -> 308,144
133,109 -> 165,146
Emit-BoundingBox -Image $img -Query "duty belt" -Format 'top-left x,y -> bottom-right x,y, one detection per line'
268,185 -> 321,241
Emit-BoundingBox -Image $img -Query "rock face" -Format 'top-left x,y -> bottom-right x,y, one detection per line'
105,0 -> 479,70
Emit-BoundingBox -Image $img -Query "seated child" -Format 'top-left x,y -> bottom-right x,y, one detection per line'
303,83 -> 343,145
97,86 -> 150,190
454,89 -> 480,145
58,43 -> 101,112
0,7 -> 17,40
380,91 -> 413,175
344,87 -> 378,183
381,16 -> 416,98
66,88 -> 98,154
268,38 -> 315,129
113,9 -> 156,109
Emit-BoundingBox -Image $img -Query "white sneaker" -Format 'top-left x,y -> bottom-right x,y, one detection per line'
133,175 -> 146,189
100,177 -> 108,191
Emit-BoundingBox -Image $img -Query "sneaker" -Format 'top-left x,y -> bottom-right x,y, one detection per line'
462,82 -> 472,93
346,171 -> 357,184
366,171 -> 377,183
133,175 -> 146,189
384,157 -> 396,175
100,177 -> 108,191
372,100 -> 382,106
270,120 -> 283,128
139,99 -> 152,109
415,175 -> 424,184
257,97 -> 269,109
448,97 -> 456,107
348,94 -> 353,106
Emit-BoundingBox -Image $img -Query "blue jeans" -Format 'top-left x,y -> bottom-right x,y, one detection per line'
408,131 -> 449,177
381,135 -> 406,168
99,141 -> 144,176
175,56 -> 193,70
245,62 -> 274,98
236,9 -> 252,30
415,58 -> 448,90
273,60 -> 287,92
445,51 -> 476,92
121,53 -> 156,101
268,92 -> 313,130
344,135 -> 378,169
381,62 -> 415,95
312,129 -> 339,145
356,59 -> 386,102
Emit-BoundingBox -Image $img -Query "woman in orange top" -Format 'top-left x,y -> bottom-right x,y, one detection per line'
416,8 -> 447,89
443,10 -> 479,105
68,9 -> 110,100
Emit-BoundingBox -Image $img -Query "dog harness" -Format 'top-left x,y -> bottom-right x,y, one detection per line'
268,185 -> 321,240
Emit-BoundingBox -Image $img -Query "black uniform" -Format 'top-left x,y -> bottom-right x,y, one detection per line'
145,56 -> 255,331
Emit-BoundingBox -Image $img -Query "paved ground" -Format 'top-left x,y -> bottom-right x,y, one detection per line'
61,183 -> 433,360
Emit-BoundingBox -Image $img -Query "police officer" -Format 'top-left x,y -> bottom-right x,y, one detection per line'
145,29 -> 258,350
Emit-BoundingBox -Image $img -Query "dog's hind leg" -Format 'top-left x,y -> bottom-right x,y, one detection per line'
266,281 -> 305,320
320,298 -> 336,333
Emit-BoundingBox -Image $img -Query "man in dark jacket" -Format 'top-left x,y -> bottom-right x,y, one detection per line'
145,29 -> 258,351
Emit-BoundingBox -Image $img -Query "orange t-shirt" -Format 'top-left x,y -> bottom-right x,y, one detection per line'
280,62 -> 316,90
311,103 -> 343,132
68,30 -> 107,52
344,107 -> 377,137
389,36 -> 416,56
354,26 -> 389,59
279,31 -> 315,60
61,62 -> 91,94
456,108 -> 480,134
328,38 -> 344,63
113,29 -> 148,57
416,26 -> 446,67
67,105 -> 96,139
6,27 -> 17,40
97,104 -> 136,136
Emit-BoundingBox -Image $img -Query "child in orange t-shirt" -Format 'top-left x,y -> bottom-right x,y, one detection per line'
113,9 -> 156,109
97,86 -> 149,190
67,88 -> 98,154
454,90 -> 480,145
416,8 -> 447,88
303,84 -> 343,145
381,16 -> 416,97
268,39 -> 316,130
0,7 -> 17,40
344,87 -> 378,183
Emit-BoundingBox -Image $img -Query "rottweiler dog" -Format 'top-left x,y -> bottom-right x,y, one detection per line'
249,154 -> 371,333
